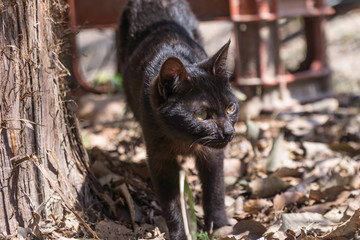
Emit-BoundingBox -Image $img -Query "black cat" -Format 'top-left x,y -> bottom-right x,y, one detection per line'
119,0 -> 239,239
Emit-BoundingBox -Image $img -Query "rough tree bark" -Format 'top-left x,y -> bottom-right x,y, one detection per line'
0,0 -> 96,237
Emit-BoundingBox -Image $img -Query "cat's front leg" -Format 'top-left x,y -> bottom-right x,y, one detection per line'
195,148 -> 229,232
147,148 -> 186,240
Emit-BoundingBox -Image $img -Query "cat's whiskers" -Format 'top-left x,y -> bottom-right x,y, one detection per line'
189,135 -> 217,149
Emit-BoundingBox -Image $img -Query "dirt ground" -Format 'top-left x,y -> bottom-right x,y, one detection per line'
50,6 -> 360,240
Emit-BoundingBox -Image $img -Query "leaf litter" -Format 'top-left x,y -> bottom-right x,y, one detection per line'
35,9 -> 360,238
40,92 -> 357,240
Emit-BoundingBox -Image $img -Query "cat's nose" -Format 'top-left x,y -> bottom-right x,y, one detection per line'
223,121 -> 234,140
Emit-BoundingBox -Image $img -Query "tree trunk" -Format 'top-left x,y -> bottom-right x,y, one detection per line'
0,0 -> 95,237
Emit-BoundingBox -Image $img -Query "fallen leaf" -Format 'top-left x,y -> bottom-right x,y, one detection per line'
250,177 -> 291,198
350,174 -> 360,189
224,158 -> 242,177
301,190 -> 351,214
348,194 -> 360,212
320,209 -> 359,239
324,206 -> 348,222
300,202 -> 334,215
91,158 -> 113,178
244,199 -> 273,214
232,219 -> 267,239
246,118 -> 261,155
212,226 -> 234,239
329,142 -> 360,157
309,186 -> 348,203
284,229 -> 296,239
286,115 -> 329,138
234,196 -> 244,215
291,98 -> 339,113
302,142 -> 334,159
138,227 -> 167,240
264,230 -> 287,240
95,220 -> 133,240
280,212 -> 333,236
273,191 -> 305,211
264,131 -> 285,173
270,167 -> 304,178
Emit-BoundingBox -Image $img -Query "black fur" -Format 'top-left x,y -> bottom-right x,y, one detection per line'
119,0 -> 239,239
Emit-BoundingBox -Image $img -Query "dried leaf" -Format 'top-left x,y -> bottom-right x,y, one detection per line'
244,199 -> 272,214
246,118 -> 260,155
224,158 -> 242,177
301,98 -> 339,113
280,212 -> 333,236
28,212 -> 42,239
250,177 -> 290,198
309,186 -> 348,203
273,191 -> 305,211
91,159 -> 113,178
213,226 -> 235,239
348,194 -> 360,212
264,230 -> 287,240
271,167 -> 304,178
232,219 -> 267,239
264,131 -> 285,172
17,227 -> 32,240
234,196 -> 244,215
284,229 -> 296,239
302,190 -> 351,215
286,115 -> 329,137
320,209 -> 359,239
138,226 -> 167,240
302,142 -> 334,159
329,142 -> 360,157
217,235 -> 239,240
300,202 -> 333,215
95,220 -> 133,240
324,206 -> 348,223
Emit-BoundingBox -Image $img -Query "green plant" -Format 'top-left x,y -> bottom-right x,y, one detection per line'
196,231 -> 213,240
111,73 -> 123,93
94,70 -> 112,85
180,170 -> 197,240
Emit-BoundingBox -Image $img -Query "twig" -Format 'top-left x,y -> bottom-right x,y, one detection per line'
9,130 -> 17,156
119,183 -> 137,230
29,154 -> 100,240
180,170 -> 192,240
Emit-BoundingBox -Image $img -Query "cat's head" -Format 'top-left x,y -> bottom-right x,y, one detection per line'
150,40 -> 239,149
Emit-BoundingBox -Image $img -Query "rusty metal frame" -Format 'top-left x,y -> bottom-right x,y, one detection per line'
68,0 -> 128,93
229,0 -> 334,110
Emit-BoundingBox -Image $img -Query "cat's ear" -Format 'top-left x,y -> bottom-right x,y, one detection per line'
159,57 -> 188,85
151,57 -> 189,106
208,39 -> 231,76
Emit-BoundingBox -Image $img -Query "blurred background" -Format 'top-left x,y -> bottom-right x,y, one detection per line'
72,0 -> 360,114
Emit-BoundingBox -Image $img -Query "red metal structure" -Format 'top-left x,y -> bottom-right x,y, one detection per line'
229,0 -> 334,110
68,0 -> 334,109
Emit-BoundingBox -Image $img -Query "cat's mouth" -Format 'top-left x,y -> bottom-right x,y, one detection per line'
195,135 -> 234,149
205,141 -> 230,149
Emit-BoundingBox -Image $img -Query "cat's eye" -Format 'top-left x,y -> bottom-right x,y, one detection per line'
226,103 -> 236,115
195,109 -> 208,121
